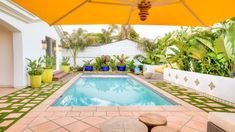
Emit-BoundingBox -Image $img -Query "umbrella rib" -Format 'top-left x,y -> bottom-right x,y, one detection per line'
179,0 -> 206,26
126,6 -> 135,24
50,0 -> 90,25
90,1 -> 134,6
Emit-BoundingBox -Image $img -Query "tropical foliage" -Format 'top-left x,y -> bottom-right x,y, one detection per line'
26,57 -> 44,76
137,19 -> 235,77
61,57 -> 70,66
43,55 -> 55,69
114,54 -> 129,66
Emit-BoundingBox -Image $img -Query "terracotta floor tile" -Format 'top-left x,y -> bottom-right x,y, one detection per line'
64,121 -> 91,132
16,117 -> 35,125
139,106 -> 164,111
119,112 -> 133,116
52,127 -> 69,132
84,127 -> 101,132
24,112 -> 41,118
181,126 -> 201,132
72,107 -> 96,112
47,107 -> 72,112
80,112 -> 93,117
52,117 -> 77,126
107,112 -> 120,117
119,106 -> 140,112
97,107 -> 119,112
39,112 -> 54,117
5,124 -> 27,132
82,117 -> 106,126
28,117 -> 49,127
185,120 -> 207,132
30,121 -> 60,132
94,112 -> 106,116
52,112 -> 67,117
66,112 -> 81,117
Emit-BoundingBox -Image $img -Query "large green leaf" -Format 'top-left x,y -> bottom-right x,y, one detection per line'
224,24 -> 235,60
214,36 -> 229,59
195,37 -> 215,52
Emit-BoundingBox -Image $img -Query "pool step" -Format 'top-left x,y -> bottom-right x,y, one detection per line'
53,71 -> 70,81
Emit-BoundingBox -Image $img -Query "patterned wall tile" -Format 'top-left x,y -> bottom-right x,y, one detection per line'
208,82 -> 216,90
194,78 -> 200,86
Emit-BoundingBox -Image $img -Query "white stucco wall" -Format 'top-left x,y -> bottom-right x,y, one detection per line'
63,40 -> 145,66
164,68 -> 235,104
0,25 -> 13,87
0,10 -> 62,88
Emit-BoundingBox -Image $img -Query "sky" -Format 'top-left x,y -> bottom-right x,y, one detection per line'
61,25 -> 181,40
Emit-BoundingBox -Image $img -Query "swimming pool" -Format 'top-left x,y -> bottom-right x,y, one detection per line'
52,74 -> 176,106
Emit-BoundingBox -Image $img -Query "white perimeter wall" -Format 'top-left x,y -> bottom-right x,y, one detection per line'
0,11 -> 61,88
63,40 -> 145,66
164,68 -> 235,104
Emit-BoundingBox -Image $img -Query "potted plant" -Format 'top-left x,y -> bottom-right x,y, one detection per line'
83,60 -> 93,71
101,55 -> 110,71
42,55 -> 54,83
27,57 -> 44,88
109,58 -> 116,71
127,60 -> 135,72
94,56 -> 102,71
61,57 -> 70,73
114,54 -> 129,71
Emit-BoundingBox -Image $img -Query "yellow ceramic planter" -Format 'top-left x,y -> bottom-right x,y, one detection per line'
30,75 -> 42,88
61,65 -> 70,73
42,69 -> 53,83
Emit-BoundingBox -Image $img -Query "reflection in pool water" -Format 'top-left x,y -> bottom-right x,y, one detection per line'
52,76 -> 175,106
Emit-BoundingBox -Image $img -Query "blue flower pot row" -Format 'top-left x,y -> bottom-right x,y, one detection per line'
84,66 -> 126,71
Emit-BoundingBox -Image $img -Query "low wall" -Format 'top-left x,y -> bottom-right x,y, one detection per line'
164,68 -> 235,104
143,64 -> 163,73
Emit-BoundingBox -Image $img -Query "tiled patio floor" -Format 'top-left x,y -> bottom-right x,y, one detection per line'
0,73 -> 214,132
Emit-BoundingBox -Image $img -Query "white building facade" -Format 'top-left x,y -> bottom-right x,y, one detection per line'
0,1 -> 63,88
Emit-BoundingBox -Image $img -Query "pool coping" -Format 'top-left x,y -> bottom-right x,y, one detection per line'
6,73 -> 209,131
32,73 -> 205,113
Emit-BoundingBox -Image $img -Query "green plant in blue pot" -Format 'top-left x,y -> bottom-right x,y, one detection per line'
101,55 -> 110,71
114,54 -> 129,71
83,60 -> 93,71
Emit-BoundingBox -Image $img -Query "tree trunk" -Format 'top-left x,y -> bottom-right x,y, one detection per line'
72,49 -> 78,67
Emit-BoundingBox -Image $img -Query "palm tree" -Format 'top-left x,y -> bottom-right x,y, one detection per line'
61,28 -> 91,66
98,24 -> 119,44
118,25 -> 140,41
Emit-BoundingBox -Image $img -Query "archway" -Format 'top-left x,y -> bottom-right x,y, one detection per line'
0,19 -> 23,88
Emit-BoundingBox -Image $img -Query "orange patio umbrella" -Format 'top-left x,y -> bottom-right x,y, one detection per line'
12,0 -> 235,26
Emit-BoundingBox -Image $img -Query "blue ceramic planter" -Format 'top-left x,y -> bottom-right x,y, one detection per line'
232,72 -> 235,77
117,66 -> 126,71
84,66 -> 93,71
101,66 -> 109,71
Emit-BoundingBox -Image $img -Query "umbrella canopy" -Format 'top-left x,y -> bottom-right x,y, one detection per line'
12,0 -> 235,26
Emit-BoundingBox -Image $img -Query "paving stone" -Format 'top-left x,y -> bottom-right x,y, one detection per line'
0,103 -> 11,108
5,113 -> 24,119
0,120 -> 14,127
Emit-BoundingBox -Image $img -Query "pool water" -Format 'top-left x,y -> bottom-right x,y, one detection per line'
52,75 -> 176,106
